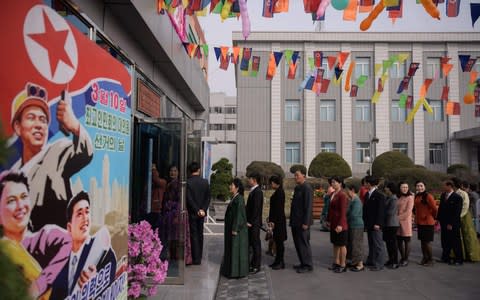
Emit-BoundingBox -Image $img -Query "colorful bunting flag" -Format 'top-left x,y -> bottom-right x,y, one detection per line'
357,75 -> 368,87
263,0 -> 275,17
468,83 -> 477,94
219,53 -> 229,70
288,62 -> 297,79
327,56 -> 337,70
371,91 -> 381,104
338,52 -> 350,69
446,0 -> 461,18
308,57 -> 315,71
232,46 -> 240,64
251,56 -> 260,77
314,51 -> 323,68
292,51 -> 300,65
344,0 -> 358,21
350,84 -> 359,97
305,75 -> 315,90
399,94 -> 407,108
220,46 -> 229,60
266,52 -> 277,80
377,77 -> 384,92
459,55 -> 471,72
388,0 -> 403,19
335,64 -> 344,80
406,95 -> 413,109
441,86 -> 449,101
274,0 -> 289,13
214,47 -> 221,61
273,51 -> 283,66
472,3 -> 480,27
320,79 -> 330,93
240,48 -> 251,71
408,62 -> 420,76
465,58 -> 477,72
315,68 -> 324,83
446,102 -> 460,115
442,63 -> 453,77
398,53 -> 409,63
284,50 -> 293,65
441,56 -> 452,64
470,71 -> 479,84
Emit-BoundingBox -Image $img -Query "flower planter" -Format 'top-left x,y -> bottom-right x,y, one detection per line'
312,196 -> 324,220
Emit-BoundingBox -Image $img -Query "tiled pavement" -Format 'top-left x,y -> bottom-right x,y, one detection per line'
215,266 -> 272,300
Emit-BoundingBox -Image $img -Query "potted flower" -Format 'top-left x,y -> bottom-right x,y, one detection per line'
312,187 -> 325,220
128,220 -> 168,299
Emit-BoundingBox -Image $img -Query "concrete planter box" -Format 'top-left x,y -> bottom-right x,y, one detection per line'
212,201 -> 229,221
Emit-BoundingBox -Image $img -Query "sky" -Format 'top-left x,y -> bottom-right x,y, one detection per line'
198,1 -> 480,96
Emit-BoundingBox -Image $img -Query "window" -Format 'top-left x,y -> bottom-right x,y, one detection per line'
392,143 -> 408,155
321,59 -> 331,78
319,100 -> 336,121
426,57 -> 442,79
355,100 -> 371,121
425,100 -> 443,121
390,61 -> 406,79
225,107 -> 236,114
355,57 -> 370,79
356,142 -> 371,163
209,107 -> 223,113
285,142 -> 301,164
391,100 -> 406,122
285,100 -> 301,121
321,142 -> 336,153
226,124 -> 236,130
429,143 -> 444,164
209,124 -> 223,130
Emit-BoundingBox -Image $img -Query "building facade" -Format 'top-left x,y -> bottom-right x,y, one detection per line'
208,92 -> 237,173
233,32 -> 480,177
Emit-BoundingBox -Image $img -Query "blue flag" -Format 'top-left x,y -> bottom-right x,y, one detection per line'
471,3 -> 480,27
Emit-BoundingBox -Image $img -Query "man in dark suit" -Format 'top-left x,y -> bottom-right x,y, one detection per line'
246,172 -> 263,274
363,176 -> 386,271
290,167 -> 313,273
437,180 -> 463,265
50,191 -> 117,299
186,161 -> 211,265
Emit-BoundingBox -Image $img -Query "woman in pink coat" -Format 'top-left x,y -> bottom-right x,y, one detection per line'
396,181 -> 414,266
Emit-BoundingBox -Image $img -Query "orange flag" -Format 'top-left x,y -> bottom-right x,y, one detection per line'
419,79 -> 433,98
266,53 -> 277,80
343,0 -> 358,21
327,56 -> 337,70
470,71 -> 479,84
274,0 -> 289,12
446,102 -> 460,115
337,52 -> 350,69
232,47 -> 241,64
220,46 -> 229,60
442,63 -> 453,77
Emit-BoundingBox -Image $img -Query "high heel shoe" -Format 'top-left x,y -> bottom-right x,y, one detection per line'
333,265 -> 347,273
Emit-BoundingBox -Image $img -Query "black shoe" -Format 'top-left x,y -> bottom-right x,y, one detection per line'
350,266 -> 365,272
296,266 -> 313,273
387,264 -> 399,269
249,267 -> 260,274
272,262 -> 285,270
328,263 -> 340,270
333,266 -> 347,273
293,264 -> 303,270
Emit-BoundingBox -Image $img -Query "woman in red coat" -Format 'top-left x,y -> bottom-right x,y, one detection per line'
414,180 -> 438,266
327,176 -> 349,273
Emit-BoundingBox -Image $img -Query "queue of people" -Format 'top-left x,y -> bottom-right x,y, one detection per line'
220,173 -> 480,278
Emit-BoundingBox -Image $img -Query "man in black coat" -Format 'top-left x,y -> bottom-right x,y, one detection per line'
290,167 -> 313,273
186,162 -> 211,265
363,176 -> 386,271
246,172 -> 264,274
437,180 -> 463,265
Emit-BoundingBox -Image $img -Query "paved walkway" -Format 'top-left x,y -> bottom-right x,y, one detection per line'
155,222 -> 480,300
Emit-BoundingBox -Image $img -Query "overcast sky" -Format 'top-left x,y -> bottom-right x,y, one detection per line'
199,1 -> 479,96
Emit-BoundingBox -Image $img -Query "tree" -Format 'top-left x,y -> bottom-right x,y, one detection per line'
246,161 -> 285,186
308,152 -> 352,179
210,158 -> 233,201
371,151 -> 414,178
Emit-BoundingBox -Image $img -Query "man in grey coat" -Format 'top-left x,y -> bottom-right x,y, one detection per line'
290,166 -> 313,273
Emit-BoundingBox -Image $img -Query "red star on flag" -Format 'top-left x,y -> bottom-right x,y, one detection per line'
28,9 -> 74,78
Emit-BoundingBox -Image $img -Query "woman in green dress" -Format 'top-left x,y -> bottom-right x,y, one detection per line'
221,178 -> 249,278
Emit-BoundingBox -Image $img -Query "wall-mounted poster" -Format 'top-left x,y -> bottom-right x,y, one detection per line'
0,1 -> 131,299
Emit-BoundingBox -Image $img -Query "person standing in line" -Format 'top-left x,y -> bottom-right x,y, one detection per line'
290,167 -> 314,274
320,186 -> 334,232
221,178 -> 249,278
383,182 -> 400,269
359,177 -> 369,205
326,176 -> 349,273
267,175 -> 287,270
466,183 -> 480,237
186,162 -> 210,265
396,181 -> 414,266
437,180 -> 463,266
413,180 -> 437,267
345,184 -> 364,272
454,178 -> 480,262
363,176 -> 386,271
246,172 -> 263,274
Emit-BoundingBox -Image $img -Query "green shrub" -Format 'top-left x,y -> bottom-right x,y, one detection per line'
371,151 -> 414,178
210,158 -> 233,201
246,161 -> 285,186
447,164 -> 470,175
384,167 -> 449,192
308,152 -> 352,179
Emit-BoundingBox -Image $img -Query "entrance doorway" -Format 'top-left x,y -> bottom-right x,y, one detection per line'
131,117 -> 186,284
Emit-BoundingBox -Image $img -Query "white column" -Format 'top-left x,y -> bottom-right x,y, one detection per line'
446,43 -> 461,165
374,43 -> 390,156
341,43 -> 353,167
271,43 -> 282,165
412,44 -> 425,165
303,43 -> 317,168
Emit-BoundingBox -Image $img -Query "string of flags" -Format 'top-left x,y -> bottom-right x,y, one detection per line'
158,1 -> 480,40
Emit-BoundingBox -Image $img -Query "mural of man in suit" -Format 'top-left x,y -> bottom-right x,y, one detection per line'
50,191 -> 116,299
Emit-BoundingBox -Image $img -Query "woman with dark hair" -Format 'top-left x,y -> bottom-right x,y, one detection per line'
345,183 -> 364,272
268,175 -> 287,270
326,176 -> 349,273
414,180 -> 438,266
383,182 -> 399,269
221,178 -> 249,278
396,181 -> 414,266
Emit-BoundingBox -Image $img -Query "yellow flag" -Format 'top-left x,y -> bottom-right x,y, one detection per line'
371,91 -> 381,104
398,53 -> 409,63
406,98 -> 424,124
375,63 -> 382,76
423,98 -> 433,114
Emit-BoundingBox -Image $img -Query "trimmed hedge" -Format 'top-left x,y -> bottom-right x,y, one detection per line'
447,164 -> 470,175
246,161 -> 285,186
308,152 -> 352,179
384,167 -> 449,192
371,151 -> 414,178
